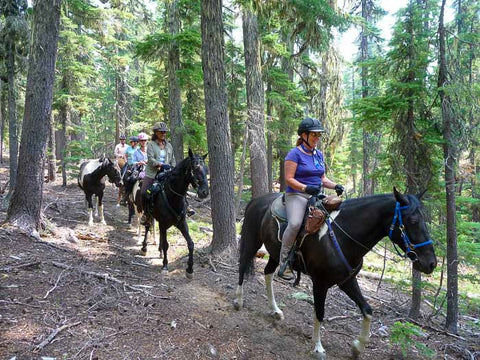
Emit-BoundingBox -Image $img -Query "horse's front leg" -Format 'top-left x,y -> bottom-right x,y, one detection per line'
86,194 -> 94,226
339,277 -> 373,358
177,220 -> 194,279
264,257 -> 284,320
159,227 -> 169,273
312,280 -> 328,359
97,192 -> 106,225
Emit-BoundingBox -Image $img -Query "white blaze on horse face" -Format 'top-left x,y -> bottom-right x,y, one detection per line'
265,273 -> 284,320
313,314 -> 326,359
79,160 -> 103,188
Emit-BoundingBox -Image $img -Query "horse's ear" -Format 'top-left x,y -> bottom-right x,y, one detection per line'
99,154 -> 105,162
417,189 -> 427,200
202,153 -> 208,160
107,157 -> 113,164
188,148 -> 194,158
393,187 -> 409,206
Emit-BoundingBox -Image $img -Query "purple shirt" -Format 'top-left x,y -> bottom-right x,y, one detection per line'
285,147 -> 325,193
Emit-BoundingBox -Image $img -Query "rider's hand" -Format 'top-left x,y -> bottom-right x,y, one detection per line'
304,185 -> 321,196
334,184 -> 344,196
162,164 -> 171,171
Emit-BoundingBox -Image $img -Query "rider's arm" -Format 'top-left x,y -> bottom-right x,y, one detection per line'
147,143 -> 161,168
285,160 -> 307,192
321,174 -> 337,190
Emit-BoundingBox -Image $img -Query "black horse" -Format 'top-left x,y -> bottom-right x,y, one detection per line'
78,157 -> 122,226
141,149 -> 209,279
235,188 -> 437,359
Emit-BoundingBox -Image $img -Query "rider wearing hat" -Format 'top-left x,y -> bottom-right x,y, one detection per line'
125,136 -> 139,166
278,117 -> 344,280
140,122 -> 176,225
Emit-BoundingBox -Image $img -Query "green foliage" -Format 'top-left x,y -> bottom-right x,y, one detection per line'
390,322 -> 436,359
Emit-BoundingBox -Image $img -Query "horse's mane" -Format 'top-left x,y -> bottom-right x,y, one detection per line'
342,193 -> 420,216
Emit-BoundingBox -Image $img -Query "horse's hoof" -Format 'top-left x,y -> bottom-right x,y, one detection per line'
312,349 -> 326,360
140,249 -> 147,256
272,310 -> 284,321
100,220 -> 106,225
88,221 -> 93,227
351,340 -> 362,358
161,268 -> 169,274
185,270 -> 193,279
233,299 -> 242,310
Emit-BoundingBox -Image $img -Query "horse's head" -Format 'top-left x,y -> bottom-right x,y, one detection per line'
390,187 -> 437,274
104,157 -> 123,188
187,148 -> 209,199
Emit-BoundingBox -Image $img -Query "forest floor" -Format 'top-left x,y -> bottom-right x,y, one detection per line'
0,162 -> 479,360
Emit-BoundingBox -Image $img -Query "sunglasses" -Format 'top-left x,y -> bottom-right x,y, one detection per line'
156,131 -> 167,134
139,140 -> 147,142
310,132 -> 323,138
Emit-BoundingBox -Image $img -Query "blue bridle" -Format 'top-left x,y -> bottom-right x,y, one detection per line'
388,202 -> 433,261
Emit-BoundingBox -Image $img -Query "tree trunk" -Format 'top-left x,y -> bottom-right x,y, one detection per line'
6,0 -> 62,233
167,0 -> 184,161
59,103 -> 69,186
115,69 -> 128,141
0,79 -> 6,164
266,83 -> 273,193
242,8 -> 268,198
438,0 -> 458,333
201,0 -> 237,253
6,36 -> 19,194
47,111 -> 57,182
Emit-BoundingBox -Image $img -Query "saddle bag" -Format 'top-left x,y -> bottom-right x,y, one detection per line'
322,195 -> 342,211
305,206 -> 326,234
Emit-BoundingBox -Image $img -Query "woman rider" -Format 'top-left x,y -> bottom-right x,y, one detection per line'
140,122 -> 176,225
278,117 -> 344,280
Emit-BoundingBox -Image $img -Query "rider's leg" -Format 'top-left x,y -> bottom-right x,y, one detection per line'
278,193 -> 309,280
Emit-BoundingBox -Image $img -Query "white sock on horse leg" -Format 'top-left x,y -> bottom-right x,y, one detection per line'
99,205 -> 106,224
88,208 -> 93,226
265,273 -> 283,320
313,315 -> 326,359
352,314 -> 371,355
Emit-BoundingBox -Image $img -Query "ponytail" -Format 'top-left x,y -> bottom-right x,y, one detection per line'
296,137 -> 303,146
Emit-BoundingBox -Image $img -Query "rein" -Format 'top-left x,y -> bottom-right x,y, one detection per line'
388,202 -> 433,261
322,200 -> 432,274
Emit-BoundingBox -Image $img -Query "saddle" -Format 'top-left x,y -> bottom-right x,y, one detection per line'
144,169 -> 173,215
271,193 -> 342,278
271,193 -> 342,238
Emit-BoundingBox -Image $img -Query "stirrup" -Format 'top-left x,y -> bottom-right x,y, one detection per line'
277,261 -> 295,281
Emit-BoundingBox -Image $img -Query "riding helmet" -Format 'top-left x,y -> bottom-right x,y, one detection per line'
137,132 -> 149,141
119,134 -> 126,140
297,117 -> 325,136
129,136 -> 138,142
152,122 -> 169,132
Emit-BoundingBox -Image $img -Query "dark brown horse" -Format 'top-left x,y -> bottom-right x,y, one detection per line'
235,188 -> 437,359
141,149 -> 209,278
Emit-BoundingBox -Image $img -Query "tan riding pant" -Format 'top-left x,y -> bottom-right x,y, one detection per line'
280,192 -> 310,260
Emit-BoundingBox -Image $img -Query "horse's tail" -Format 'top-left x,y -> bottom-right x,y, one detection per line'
238,193 -> 278,284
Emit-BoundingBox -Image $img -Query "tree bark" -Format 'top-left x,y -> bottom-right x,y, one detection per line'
6,36 -> 19,194
242,7 -> 268,198
167,0 -> 184,161
47,111 -> 57,182
6,0 -> 62,233
438,0 -> 458,333
201,0 -> 237,253
0,79 -> 6,164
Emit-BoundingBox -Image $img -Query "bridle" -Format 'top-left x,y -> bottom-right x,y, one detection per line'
388,202 -> 433,262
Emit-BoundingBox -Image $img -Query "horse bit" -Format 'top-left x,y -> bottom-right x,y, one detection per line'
388,202 -> 433,262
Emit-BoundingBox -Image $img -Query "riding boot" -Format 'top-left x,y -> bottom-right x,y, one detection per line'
278,238 -> 295,281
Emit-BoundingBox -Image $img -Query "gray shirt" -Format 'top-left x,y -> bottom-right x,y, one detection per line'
145,140 -> 176,179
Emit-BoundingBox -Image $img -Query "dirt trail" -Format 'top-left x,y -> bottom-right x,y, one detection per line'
0,172 -> 477,359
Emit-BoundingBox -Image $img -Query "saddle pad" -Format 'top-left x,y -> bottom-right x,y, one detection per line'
270,195 -> 287,222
